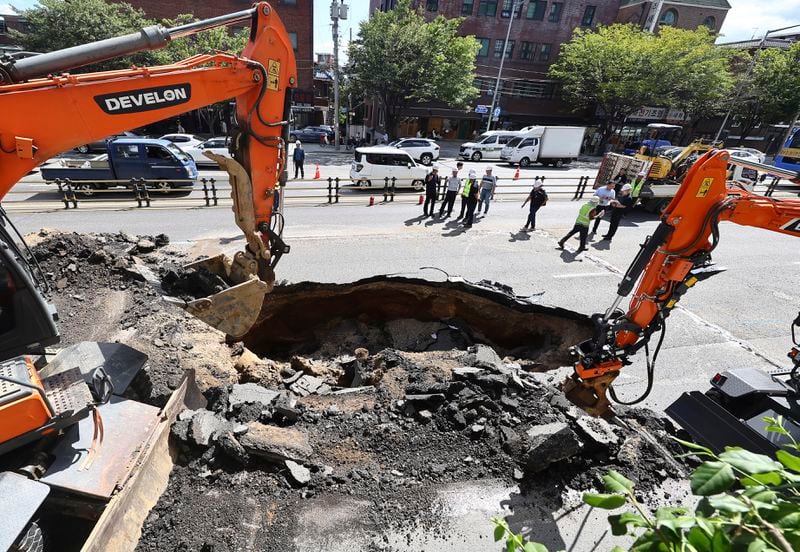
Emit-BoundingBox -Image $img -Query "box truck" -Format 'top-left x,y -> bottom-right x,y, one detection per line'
500,126 -> 586,167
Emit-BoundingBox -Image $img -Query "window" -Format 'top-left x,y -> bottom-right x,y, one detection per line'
526,0 -> 546,20
478,0 -> 498,16
494,39 -> 514,59
659,8 -> 678,26
581,5 -> 596,26
477,37 -> 490,57
539,43 -> 551,62
426,0 -> 438,11
520,138 -> 536,147
481,136 -> 498,144
288,32 -> 298,50
115,144 -> 139,159
548,2 -> 563,22
500,0 -> 521,18
498,135 -> 514,144
702,15 -> 716,29
507,137 -> 523,147
520,41 -> 535,60
281,0 -> 297,4
0,19 -> 6,35
146,146 -> 173,161
462,0 -> 474,14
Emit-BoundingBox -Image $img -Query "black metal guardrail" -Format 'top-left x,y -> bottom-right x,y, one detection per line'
3,173 -> 793,212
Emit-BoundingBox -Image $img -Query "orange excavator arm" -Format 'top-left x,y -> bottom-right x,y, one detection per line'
566,150 -> 800,417
0,3 -> 296,335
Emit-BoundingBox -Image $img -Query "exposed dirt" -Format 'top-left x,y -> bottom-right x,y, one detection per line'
29,231 -> 692,552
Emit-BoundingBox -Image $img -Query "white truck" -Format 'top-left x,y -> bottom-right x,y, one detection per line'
500,126 -> 586,167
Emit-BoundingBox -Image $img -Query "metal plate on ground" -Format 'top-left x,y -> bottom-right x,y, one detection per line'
43,366 -> 93,416
38,342 -> 148,396
0,472 -> 50,552
40,396 -> 160,500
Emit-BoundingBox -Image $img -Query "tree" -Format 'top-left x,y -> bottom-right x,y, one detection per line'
11,0 -> 158,72
548,25 -> 661,148
653,26 -> 735,139
730,42 -> 800,145
346,0 -> 479,136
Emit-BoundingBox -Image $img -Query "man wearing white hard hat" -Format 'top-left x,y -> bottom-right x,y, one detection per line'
557,196 -> 600,253
600,183 -> 635,242
521,177 -> 548,232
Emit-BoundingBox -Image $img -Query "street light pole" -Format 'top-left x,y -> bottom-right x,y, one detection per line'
331,0 -> 348,150
486,0 -> 521,132
714,23 -> 800,144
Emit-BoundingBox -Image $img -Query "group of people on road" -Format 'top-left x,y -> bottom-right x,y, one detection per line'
557,169 -> 634,253
422,164 -> 498,229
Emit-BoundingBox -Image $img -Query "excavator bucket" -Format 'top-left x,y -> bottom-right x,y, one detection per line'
181,255 -> 270,338
562,373 -> 618,419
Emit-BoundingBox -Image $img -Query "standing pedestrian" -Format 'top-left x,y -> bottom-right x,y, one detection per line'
292,141 -> 305,179
439,168 -> 461,218
457,170 -> 477,220
611,168 -> 629,194
521,177 -> 548,231
416,129 -> 422,138
477,167 -> 497,215
557,196 -> 600,254
600,183 -> 635,242
463,171 -> 480,228
590,180 -> 616,235
423,166 -> 440,217
176,119 -> 185,133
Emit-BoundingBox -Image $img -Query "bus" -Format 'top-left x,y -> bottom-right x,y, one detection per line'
775,127 -> 800,173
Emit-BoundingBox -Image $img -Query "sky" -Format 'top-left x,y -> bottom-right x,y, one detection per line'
5,0 -> 800,50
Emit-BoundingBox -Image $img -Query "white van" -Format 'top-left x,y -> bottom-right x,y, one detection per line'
500,126 -> 586,167
350,146 -> 431,190
458,131 -> 522,162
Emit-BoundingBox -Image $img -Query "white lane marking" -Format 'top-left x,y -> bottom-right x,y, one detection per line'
552,272 -> 615,279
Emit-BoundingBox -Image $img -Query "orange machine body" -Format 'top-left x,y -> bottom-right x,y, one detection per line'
0,358 -> 52,444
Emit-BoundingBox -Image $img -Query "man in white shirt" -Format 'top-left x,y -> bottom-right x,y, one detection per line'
591,181 -> 616,234
439,168 -> 461,218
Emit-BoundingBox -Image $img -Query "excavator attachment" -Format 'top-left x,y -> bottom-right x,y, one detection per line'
181,255 -> 270,338
563,373 -> 618,419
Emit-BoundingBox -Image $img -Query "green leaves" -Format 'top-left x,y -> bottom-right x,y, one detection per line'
776,450 -> 800,473
718,449 -> 782,475
691,461 -> 736,496
582,492 -> 626,509
603,470 -> 634,494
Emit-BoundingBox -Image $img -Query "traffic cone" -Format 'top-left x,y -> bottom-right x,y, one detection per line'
369,196 -> 375,206
418,194 -> 424,205
513,167 -> 520,180
314,164 -> 320,179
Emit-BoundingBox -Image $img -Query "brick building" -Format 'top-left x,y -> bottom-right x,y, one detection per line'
0,4 -> 26,53
109,0 -> 316,126
365,0 -> 731,142
617,0 -> 729,33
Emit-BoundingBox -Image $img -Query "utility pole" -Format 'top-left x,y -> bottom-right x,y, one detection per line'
331,0 -> 348,150
646,0 -> 665,33
486,0 -> 520,132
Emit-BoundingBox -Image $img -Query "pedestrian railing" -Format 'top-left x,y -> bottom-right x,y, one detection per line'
2,173 -> 795,213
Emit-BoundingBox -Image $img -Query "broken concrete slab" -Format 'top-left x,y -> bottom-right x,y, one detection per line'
285,460 -> 311,486
522,422 -> 583,473
189,411 -> 232,447
239,422 -> 313,463
468,344 -> 505,371
217,432 -> 250,466
228,383 -> 280,410
575,416 -> 619,448
290,375 -> 325,397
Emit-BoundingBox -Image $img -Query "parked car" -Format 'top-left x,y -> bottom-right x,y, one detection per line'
289,126 -> 334,143
388,138 -> 439,165
458,131 -> 521,162
185,137 -> 232,167
350,146 -> 430,190
41,138 -> 198,195
74,131 -> 139,154
728,148 -> 764,163
159,133 -> 204,150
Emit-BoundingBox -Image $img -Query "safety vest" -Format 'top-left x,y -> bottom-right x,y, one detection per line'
576,203 -> 594,227
462,179 -> 473,197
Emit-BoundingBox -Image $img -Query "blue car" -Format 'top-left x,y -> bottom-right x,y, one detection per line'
289,126 -> 334,143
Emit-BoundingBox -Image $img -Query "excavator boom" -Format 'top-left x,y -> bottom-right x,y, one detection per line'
0,2 -> 296,336
566,150 -> 800,417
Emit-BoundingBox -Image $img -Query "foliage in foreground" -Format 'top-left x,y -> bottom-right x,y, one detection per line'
493,416 -> 800,552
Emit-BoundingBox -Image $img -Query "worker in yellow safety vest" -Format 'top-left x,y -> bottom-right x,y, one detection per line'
557,196 -> 600,254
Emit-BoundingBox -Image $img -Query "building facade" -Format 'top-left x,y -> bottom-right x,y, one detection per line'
108,0 -> 315,126
366,0 -> 731,142
617,0 -> 729,33
0,4 -> 26,53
